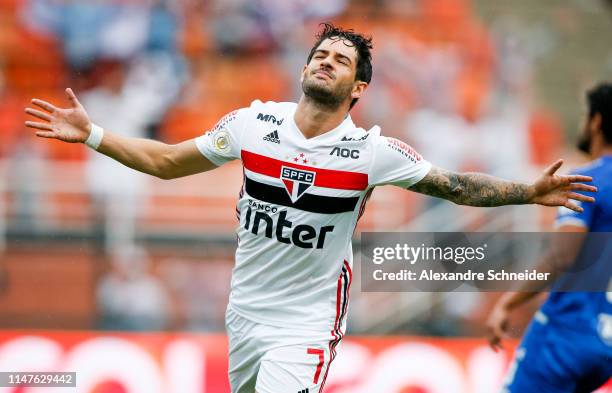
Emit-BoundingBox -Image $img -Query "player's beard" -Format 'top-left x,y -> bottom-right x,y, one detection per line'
576,129 -> 591,154
302,74 -> 353,109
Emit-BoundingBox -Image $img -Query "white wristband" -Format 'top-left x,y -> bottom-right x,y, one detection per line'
85,123 -> 104,150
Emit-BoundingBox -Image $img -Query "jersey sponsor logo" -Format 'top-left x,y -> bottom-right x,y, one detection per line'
281,166 -> 315,202
386,137 -> 423,163
247,199 -> 278,213
243,208 -> 334,249
263,130 -> 281,144
257,112 -> 284,125
342,134 -> 369,141
330,147 -> 360,159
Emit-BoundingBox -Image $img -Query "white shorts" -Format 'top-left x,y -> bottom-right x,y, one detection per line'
225,306 -> 341,393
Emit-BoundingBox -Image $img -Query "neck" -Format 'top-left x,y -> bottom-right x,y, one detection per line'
598,145 -> 612,158
590,139 -> 612,159
294,94 -> 350,139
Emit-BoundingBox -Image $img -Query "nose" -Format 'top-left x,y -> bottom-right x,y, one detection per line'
319,58 -> 333,71
316,54 -> 333,69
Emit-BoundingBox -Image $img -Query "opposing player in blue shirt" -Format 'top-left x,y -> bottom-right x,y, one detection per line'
487,82 -> 612,392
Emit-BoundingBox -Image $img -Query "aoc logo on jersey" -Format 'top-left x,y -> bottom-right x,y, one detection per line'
281,166 -> 315,203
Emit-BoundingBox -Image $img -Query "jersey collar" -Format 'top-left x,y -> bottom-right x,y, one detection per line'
290,108 -> 355,143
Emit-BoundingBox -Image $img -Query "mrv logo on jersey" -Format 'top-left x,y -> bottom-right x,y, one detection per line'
281,166 -> 315,203
257,112 -> 284,125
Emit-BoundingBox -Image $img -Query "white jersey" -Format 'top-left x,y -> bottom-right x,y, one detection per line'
196,100 -> 431,334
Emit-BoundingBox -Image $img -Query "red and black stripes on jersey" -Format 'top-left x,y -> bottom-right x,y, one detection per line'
244,177 -> 359,214
319,260 -> 352,392
242,150 -> 368,214
242,150 -> 368,190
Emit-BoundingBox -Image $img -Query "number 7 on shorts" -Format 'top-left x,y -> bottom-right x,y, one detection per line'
307,348 -> 325,384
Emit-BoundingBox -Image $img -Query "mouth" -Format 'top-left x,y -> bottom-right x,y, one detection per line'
313,69 -> 334,80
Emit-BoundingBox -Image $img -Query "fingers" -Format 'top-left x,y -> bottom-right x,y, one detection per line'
566,183 -> 597,193
65,88 -> 81,108
563,201 -> 584,213
25,107 -> 52,122
25,121 -> 53,131
567,192 -> 595,203
564,174 -> 593,183
31,98 -> 58,113
544,159 -> 564,176
35,131 -> 58,139
488,335 -> 504,352
486,325 -> 506,352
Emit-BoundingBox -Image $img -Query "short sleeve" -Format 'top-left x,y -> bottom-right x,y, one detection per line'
369,136 -> 432,187
194,108 -> 249,166
555,174 -> 595,229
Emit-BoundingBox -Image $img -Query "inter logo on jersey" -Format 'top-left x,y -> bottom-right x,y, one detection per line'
281,166 -> 315,202
263,130 -> 280,144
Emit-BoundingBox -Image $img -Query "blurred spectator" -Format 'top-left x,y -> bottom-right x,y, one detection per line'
20,0 -> 183,71
97,246 -> 171,331
161,257 -> 233,331
81,54 -> 181,251
210,0 -> 347,53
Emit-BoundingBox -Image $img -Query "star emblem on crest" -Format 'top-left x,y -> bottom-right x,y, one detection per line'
279,152 -> 319,202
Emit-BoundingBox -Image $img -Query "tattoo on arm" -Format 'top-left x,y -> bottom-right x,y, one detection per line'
408,167 -> 533,207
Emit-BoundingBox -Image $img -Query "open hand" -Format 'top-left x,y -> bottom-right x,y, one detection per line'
25,88 -> 91,143
530,159 -> 596,213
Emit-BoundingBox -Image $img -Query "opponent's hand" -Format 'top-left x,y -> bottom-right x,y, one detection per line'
529,159 -> 596,213
25,88 -> 92,143
486,301 -> 511,352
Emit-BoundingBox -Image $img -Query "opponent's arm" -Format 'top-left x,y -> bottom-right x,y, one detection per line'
25,88 -> 216,179
486,224 -> 587,351
408,163 -> 596,212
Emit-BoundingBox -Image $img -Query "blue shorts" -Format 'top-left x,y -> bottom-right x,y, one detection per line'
502,314 -> 612,393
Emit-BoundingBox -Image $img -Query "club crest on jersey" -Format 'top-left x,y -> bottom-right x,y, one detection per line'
281,166 -> 315,202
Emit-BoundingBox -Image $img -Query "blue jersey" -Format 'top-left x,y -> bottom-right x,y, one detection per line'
542,155 -> 612,342
503,156 -> 612,393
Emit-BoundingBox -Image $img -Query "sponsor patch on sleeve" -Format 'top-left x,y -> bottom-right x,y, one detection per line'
210,110 -> 238,133
385,137 -> 423,163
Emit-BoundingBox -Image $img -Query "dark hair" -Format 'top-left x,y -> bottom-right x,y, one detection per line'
587,82 -> 612,144
307,23 -> 373,109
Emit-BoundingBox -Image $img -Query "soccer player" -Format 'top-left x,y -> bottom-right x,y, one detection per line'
487,83 -> 612,392
25,24 -> 595,393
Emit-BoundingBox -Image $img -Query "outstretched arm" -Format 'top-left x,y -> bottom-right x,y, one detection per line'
25,88 -> 216,179
408,162 -> 595,212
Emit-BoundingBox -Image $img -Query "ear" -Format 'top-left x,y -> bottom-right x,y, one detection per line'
590,112 -> 603,135
351,81 -> 368,101
300,65 -> 308,83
